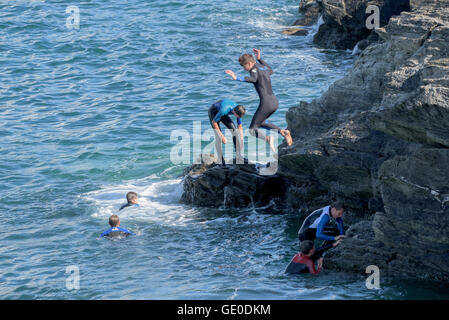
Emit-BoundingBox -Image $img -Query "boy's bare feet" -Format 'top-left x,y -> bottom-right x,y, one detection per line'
280,129 -> 293,146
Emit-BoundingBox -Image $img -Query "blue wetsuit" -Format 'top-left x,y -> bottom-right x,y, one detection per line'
208,99 -> 243,164
101,226 -> 134,238
297,205 -> 345,253
236,59 -> 281,140
210,99 -> 242,125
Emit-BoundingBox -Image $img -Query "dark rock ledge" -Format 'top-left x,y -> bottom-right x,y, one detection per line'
181,0 -> 449,283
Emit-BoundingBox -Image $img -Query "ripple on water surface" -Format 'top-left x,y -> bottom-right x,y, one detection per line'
2,0 -> 448,299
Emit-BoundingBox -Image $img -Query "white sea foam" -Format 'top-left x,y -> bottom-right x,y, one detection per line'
85,176 -> 196,226
351,42 -> 361,55
309,15 -> 324,36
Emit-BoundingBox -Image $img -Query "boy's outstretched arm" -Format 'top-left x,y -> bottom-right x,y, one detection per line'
225,70 -> 237,80
253,48 -> 273,73
253,48 -> 261,60
225,69 -> 258,83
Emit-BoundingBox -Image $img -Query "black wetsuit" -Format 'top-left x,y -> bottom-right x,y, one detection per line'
101,227 -> 134,238
119,203 -> 139,211
237,59 -> 281,141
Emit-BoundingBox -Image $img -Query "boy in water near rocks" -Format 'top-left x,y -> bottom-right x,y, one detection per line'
119,191 -> 139,211
225,48 -> 293,153
101,215 -> 134,238
284,239 -> 342,275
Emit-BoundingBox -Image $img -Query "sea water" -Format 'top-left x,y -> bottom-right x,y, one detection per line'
1,0 -> 448,299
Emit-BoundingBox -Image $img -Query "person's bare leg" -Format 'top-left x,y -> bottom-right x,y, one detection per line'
280,129 -> 293,146
266,135 -> 276,153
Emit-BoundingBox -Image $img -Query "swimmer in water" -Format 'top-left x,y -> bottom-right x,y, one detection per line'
208,99 -> 246,165
101,214 -> 134,238
119,191 -> 139,211
284,240 -> 341,275
225,48 -> 293,153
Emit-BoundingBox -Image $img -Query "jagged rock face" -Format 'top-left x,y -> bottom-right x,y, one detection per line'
181,156 -> 286,209
299,0 -> 318,13
282,0 -> 449,281
313,0 -> 411,50
294,0 -> 321,26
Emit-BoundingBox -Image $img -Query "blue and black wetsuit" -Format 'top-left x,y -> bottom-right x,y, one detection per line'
297,205 -> 345,253
208,99 -> 242,164
101,227 -> 134,238
237,59 -> 281,141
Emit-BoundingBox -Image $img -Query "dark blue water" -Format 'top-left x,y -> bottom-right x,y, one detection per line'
1,0 -> 449,299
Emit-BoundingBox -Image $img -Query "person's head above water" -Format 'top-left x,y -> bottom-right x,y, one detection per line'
232,105 -> 246,119
238,53 -> 256,71
300,240 -> 315,257
126,191 -> 138,204
330,201 -> 346,219
109,214 -> 120,227
101,214 -> 134,238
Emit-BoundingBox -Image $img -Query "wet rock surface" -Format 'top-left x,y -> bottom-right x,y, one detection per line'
293,0 -> 321,26
281,0 -> 449,281
313,0 -> 411,50
180,0 -> 449,282
181,156 -> 286,209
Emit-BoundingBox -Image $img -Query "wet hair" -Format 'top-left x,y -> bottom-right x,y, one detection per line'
126,191 -> 138,204
300,240 -> 315,255
109,214 -> 120,227
238,53 -> 255,66
233,105 -> 246,118
331,201 -> 346,212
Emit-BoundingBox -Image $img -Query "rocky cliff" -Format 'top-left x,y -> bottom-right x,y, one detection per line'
312,0 -> 411,50
181,0 -> 449,282
181,158 -> 286,209
281,0 -> 449,281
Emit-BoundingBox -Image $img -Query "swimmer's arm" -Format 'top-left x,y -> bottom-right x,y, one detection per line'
317,258 -> 323,273
308,259 -> 320,275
